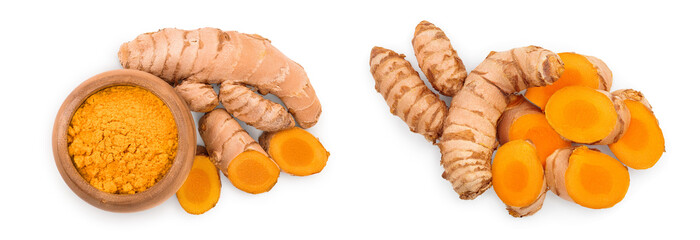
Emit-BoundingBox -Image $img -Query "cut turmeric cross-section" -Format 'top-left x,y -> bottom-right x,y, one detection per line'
546,146 -> 629,209
545,86 -> 630,144
498,96 -> 571,166
176,147 -> 221,215
609,89 -> 665,169
259,127 -> 329,176
492,140 -> 546,217
199,109 -> 280,194
525,52 -> 612,110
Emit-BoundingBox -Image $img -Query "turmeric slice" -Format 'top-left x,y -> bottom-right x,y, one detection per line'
609,89 -> 665,169
545,86 -> 630,144
545,146 -> 630,209
492,140 -> 546,217
177,146 -> 221,215
259,127 -> 329,176
498,96 -> 571,166
525,52 -> 612,110
199,109 -> 280,194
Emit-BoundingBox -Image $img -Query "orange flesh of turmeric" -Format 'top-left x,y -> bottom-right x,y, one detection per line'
176,155 -> 221,215
509,113 -> 571,166
228,150 -> 280,194
565,146 -> 629,209
609,100 -> 665,169
545,86 -> 617,143
267,127 -> 329,176
525,52 -> 601,110
492,140 -> 544,208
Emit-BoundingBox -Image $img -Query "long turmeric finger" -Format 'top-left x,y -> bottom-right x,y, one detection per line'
369,46 -> 448,142
439,46 -> 564,200
412,20 -> 467,96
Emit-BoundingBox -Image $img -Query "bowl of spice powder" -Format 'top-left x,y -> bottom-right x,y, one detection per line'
53,69 -> 196,212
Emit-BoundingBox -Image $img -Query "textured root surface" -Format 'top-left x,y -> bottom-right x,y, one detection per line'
369,46 -> 448,142
176,148 -> 221,215
119,27 -> 321,129
544,147 -> 574,202
439,46 -> 563,200
412,20 -> 467,96
174,81 -> 219,112
259,127 -> 329,176
220,81 -> 295,132
609,89 -> 665,169
525,52 -> 612,110
198,109 -> 268,177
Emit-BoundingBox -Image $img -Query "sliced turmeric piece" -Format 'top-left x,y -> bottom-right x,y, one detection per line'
546,146 -> 629,209
259,127 -> 329,176
228,150 -> 281,194
199,109 -> 280,194
525,52 -> 612,110
545,86 -> 630,144
609,89 -> 665,169
492,140 -> 546,217
498,96 -> 571,166
176,146 -> 221,215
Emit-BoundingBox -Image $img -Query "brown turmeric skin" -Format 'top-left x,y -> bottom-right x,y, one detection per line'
67,86 -> 178,194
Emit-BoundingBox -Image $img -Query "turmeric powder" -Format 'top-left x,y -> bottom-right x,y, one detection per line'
67,86 -> 178,194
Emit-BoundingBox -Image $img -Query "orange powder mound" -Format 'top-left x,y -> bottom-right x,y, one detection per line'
67,86 -> 178,194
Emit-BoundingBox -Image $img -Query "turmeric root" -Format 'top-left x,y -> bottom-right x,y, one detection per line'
119,27 -> 322,130
176,146 -> 221,215
492,140 -> 546,217
199,109 -> 280,194
525,52 -> 612,110
259,127 -> 329,176
412,20 -> 467,96
609,89 -> 665,169
498,96 -> 571,166
545,86 -> 630,144
369,46 -> 448,142
545,146 -> 629,209
439,46 -> 564,200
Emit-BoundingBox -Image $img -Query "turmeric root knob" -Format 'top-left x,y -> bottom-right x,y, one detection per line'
412,20 -> 467,96
176,146 -> 221,215
609,89 -> 665,169
259,127 -> 329,176
439,46 -> 564,200
545,86 -> 630,144
492,140 -> 547,217
545,146 -> 630,209
199,109 -> 280,194
497,96 -> 571,166
119,27 -> 322,131
525,52 -> 612,110
369,46 -> 448,142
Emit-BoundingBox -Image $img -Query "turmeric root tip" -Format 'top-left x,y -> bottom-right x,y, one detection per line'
228,150 -> 280,194
545,86 -> 630,144
525,52 -> 612,110
492,140 -> 546,217
176,152 -> 221,215
260,127 -> 329,176
498,96 -> 571,166
565,146 -> 630,209
609,89 -> 665,169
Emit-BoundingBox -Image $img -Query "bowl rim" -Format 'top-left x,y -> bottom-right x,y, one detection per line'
52,69 -> 195,213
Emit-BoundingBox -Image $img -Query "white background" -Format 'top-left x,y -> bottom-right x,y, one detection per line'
1,0 -> 697,239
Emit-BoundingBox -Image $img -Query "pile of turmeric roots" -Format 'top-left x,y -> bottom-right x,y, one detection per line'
119,28 -> 329,214
370,21 -> 664,217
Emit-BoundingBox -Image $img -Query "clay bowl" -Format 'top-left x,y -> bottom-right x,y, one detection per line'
52,69 -> 196,213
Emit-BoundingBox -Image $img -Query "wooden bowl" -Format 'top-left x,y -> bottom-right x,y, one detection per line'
52,69 -> 196,212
